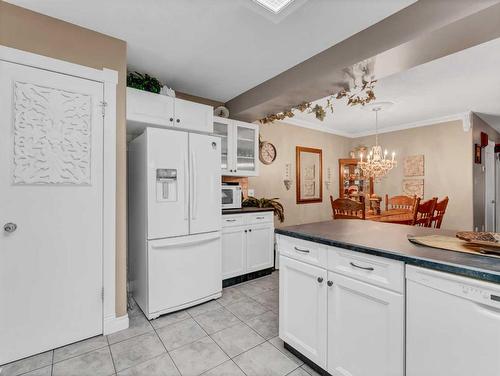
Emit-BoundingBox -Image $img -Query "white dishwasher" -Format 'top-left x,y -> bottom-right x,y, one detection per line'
406,265 -> 500,376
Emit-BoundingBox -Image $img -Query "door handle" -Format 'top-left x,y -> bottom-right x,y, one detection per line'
191,150 -> 197,220
350,262 -> 374,271
3,223 -> 17,233
184,156 -> 188,220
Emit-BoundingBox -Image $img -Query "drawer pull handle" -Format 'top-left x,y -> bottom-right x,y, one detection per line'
256,216 -> 265,219
350,262 -> 374,271
226,219 -> 237,222
294,246 -> 310,253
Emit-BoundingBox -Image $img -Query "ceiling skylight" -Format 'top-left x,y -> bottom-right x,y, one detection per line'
253,0 -> 295,14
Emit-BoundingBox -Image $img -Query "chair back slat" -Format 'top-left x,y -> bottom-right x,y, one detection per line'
385,195 -> 417,212
414,197 -> 437,227
430,196 -> 449,229
330,196 -> 365,220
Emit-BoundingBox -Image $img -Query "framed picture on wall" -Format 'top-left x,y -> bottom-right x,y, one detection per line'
474,144 -> 481,164
296,146 -> 323,204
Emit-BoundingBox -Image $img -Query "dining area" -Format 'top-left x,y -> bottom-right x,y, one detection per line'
330,194 -> 450,229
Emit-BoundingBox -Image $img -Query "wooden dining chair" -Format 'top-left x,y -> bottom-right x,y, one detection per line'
330,196 -> 365,220
413,197 -> 437,227
385,194 -> 417,212
430,196 -> 449,229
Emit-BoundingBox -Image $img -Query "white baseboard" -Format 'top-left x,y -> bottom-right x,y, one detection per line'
103,314 -> 129,335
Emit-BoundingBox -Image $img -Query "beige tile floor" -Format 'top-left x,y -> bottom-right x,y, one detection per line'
0,271 -> 321,376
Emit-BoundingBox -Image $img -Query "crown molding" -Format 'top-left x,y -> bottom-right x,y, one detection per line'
275,117 -> 353,138
277,111 -> 473,138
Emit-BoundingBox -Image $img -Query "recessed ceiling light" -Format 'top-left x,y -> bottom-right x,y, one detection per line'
253,0 -> 295,14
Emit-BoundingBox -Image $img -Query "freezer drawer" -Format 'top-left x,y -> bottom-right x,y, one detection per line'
148,232 -> 222,315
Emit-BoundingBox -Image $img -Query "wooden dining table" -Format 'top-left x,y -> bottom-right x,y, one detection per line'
366,209 -> 414,225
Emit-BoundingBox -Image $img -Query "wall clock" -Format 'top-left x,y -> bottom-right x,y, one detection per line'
259,140 -> 277,165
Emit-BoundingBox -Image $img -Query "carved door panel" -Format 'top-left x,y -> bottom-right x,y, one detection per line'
0,60 -> 104,364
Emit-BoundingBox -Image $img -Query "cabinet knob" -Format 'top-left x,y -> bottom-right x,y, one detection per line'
317,277 -> 324,283
327,280 -> 333,287
245,230 -> 248,233
169,117 -> 173,122
249,229 -> 252,232
176,119 -> 180,123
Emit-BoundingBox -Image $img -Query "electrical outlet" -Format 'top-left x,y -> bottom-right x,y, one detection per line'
248,189 -> 255,197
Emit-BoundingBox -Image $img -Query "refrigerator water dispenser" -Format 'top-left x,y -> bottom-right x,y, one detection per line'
156,168 -> 177,202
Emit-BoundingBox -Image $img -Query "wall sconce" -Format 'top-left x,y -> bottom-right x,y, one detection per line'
283,163 -> 293,190
324,167 -> 332,191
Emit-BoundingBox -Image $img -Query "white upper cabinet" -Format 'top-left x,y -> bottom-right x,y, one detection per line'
174,98 -> 213,133
214,116 -> 259,177
127,88 -> 213,134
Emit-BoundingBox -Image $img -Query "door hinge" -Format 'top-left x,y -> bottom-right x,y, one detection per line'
100,101 -> 108,117
101,287 -> 104,301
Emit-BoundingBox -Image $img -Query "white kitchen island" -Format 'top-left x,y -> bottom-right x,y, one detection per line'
276,220 -> 500,376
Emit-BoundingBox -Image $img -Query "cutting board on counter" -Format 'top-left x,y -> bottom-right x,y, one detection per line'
407,234 -> 500,258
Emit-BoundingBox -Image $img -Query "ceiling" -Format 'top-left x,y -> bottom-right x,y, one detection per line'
6,0 -> 415,102
284,36 -> 500,137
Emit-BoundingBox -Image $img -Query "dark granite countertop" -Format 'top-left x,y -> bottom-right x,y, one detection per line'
275,220 -> 500,284
222,207 -> 275,215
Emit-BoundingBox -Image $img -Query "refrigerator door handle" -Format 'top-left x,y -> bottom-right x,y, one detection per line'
191,150 -> 197,220
183,155 -> 188,221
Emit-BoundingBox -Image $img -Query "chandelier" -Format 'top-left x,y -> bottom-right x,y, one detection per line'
358,105 -> 396,181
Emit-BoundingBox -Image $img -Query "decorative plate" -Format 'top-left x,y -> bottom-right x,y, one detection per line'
214,106 -> 230,118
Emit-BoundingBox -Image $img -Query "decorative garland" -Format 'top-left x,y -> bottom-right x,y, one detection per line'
259,79 -> 377,124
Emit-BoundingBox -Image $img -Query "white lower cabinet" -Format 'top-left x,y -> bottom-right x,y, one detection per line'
279,256 -> 327,368
221,212 -> 274,279
278,236 -> 404,376
247,223 -> 274,273
327,272 -> 404,376
221,226 -> 247,279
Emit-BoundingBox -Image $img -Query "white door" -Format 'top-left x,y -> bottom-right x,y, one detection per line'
485,140 -> 496,232
279,256 -> 327,368
222,226 -> 246,279
189,133 -> 221,234
234,121 -> 259,176
246,223 -> 274,273
213,117 -> 234,175
327,272 -> 404,376
147,127 -> 189,239
174,98 -> 213,133
148,232 -> 222,316
127,87 -> 174,127
0,61 -> 104,364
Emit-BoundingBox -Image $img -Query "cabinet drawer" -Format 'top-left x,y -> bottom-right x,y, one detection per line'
327,247 -> 404,293
278,235 -> 327,267
222,215 -> 245,228
247,212 -> 273,225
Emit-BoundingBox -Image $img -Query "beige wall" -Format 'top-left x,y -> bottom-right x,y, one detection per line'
248,122 -> 350,227
0,2 -> 128,316
352,120 -> 473,231
472,114 -> 500,231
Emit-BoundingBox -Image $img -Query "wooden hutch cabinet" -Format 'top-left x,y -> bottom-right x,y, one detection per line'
338,158 -> 373,200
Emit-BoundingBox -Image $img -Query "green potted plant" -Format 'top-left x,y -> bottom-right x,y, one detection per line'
127,71 -> 162,94
242,196 -> 285,223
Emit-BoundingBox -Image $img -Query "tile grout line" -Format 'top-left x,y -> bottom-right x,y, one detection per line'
150,317 -> 183,376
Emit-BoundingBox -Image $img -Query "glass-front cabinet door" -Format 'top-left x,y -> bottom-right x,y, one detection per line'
213,117 -> 233,175
234,121 -> 259,176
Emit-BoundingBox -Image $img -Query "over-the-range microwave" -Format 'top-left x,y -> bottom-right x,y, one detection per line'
222,185 -> 242,209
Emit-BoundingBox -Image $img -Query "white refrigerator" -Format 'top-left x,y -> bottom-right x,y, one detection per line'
128,127 -> 222,319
